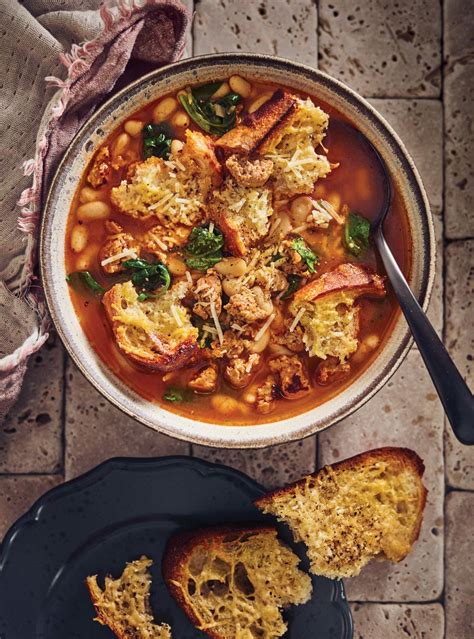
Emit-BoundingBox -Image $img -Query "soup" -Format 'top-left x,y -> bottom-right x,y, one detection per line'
65,76 -> 410,425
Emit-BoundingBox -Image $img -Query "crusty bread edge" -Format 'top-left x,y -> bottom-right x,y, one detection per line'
255,447 -> 428,553
163,524 -> 278,639
102,286 -> 199,372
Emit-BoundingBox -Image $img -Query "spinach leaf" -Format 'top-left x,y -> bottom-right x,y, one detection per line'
179,86 -> 241,135
185,225 -> 224,271
192,81 -> 224,102
66,271 -> 105,295
281,274 -> 302,300
142,123 -> 172,159
163,388 -> 184,402
344,212 -> 371,256
123,258 -> 171,295
292,237 -> 319,274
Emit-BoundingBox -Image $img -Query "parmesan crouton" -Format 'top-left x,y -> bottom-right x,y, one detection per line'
289,263 -> 386,362
111,131 -> 221,227
225,155 -> 274,187
86,556 -> 172,639
103,280 -> 198,371
216,89 -> 297,156
255,447 -> 427,579
262,97 -> 331,196
163,526 -> 312,639
209,178 -> 274,256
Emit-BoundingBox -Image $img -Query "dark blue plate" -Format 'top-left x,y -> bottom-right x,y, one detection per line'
0,456 -> 352,638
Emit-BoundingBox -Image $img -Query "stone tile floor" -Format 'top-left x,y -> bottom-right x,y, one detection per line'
1,1 -> 473,637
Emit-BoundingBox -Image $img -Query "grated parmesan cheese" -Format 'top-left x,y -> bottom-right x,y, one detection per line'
254,312 -> 276,342
289,308 -> 306,333
100,247 -> 137,267
170,304 -> 184,328
209,299 -> 224,346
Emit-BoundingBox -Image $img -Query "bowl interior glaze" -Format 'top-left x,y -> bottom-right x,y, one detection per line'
40,53 -> 435,448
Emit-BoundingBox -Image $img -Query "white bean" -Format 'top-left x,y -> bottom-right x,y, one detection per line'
248,93 -> 272,114
153,96 -> 178,123
167,255 -> 187,276
79,186 -> 103,203
222,278 -> 242,297
170,139 -> 184,155
112,133 -> 130,160
268,343 -> 293,356
211,394 -> 240,415
249,329 -> 270,354
211,82 -> 230,99
172,111 -> 190,128
326,192 -> 342,211
365,334 -> 380,350
291,196 -> 313,224
124,119 -> 144,137
229,75 -> 252,98
70,224 -> 89,253
75,245 -> 98,271
77,201 -> 111,221
214,257 -> 247,278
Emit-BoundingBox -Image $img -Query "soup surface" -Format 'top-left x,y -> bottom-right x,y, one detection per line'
65,76 -> 411,425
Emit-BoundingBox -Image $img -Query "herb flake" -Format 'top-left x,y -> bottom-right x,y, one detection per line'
344,212 -> 371,257
292,237 -> 319,274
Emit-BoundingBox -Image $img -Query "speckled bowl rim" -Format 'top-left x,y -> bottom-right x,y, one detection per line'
40,53 -> 435,449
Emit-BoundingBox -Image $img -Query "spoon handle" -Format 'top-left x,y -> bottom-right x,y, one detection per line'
374,231 -> 474,445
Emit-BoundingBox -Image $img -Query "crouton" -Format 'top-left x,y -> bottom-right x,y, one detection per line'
209,178 -> 273,256
163,525 -> 312,639
262,97 -> 332,196
86,556 -> 171,639
111,131 -> 220,226
255,447 -> 427,579
289,263 -> 386,362
216,89 -> 297,156
103,280 -> 198,371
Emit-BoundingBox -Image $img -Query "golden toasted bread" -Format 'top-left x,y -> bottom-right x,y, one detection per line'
289,263 -> 386,362
216,89 -> 297,156
163,525 -> 312,639
103,280 -> 198,371
86,556 -> 172,639
255,447 -> 427,579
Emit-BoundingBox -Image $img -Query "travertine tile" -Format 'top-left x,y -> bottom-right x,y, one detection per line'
65,359 -> 189,480
445,492 -> 474,639
319,350 -> 444,601
319,1 -> 441,97
0,475 -> 61,540
444,0 -> 474,238
351,603 -> 444,638
0,333 -> 64,473
370,99 -> 443,215
444,240 -> 474,488
193,437 -> 316,490
194,0 -> 318,65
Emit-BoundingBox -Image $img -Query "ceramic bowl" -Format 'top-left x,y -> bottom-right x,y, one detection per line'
40,53 -> 435,448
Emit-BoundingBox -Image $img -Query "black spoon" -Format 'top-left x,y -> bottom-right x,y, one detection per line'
332,121 -> 474,445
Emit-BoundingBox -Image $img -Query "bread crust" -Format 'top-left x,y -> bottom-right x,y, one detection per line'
103,285 -> 198,372
293,263 -> 386,303
163,525 -> 277,639
255,447 -> 428,554
216,89 -> 297,156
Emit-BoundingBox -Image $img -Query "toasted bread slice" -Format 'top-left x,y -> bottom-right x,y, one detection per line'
216,89 -> 297,156
255,448 -> 427,579
289,263 -> 386,362
111,130 -> 220,226
86,556 -> 172,639
163,525 -> 312,639
209,178 -> 274,256
103,280 -> 198,371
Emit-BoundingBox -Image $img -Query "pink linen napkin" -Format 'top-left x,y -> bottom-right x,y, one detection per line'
0,0 -> 191,419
